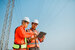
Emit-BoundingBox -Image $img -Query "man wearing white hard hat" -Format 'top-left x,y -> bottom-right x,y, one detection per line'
13,17 -> 31,50
26,19 -> 45,50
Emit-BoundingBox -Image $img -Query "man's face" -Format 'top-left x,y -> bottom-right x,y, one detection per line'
23,21 -> 29,28
32,23 -> 38,29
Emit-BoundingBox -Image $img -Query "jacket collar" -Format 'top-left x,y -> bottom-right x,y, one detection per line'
30,28 -> 36,31
20,25 -> 25,29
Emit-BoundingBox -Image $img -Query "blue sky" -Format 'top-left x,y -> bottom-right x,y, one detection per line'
0,0 -> 75,50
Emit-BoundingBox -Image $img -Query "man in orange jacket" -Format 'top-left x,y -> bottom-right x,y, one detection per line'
26,19 -> 45,50
13,17 -> 31,50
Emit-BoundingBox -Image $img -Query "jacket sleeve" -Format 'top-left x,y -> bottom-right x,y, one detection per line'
17,27 -> 31,38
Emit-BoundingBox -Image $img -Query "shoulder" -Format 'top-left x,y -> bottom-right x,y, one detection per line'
15,26 -> 22,31
14,26 -> 19,32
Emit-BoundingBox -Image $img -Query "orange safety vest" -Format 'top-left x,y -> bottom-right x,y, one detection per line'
27,29 -> 42,48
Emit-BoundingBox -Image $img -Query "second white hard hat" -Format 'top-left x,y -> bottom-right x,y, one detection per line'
23,17 -> 30,22
32,19 -> 39,24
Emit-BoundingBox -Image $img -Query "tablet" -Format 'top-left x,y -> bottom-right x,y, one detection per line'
37,31 -> 46,38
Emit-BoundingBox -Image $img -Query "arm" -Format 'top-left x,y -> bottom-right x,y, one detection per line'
17,27 -> 31,38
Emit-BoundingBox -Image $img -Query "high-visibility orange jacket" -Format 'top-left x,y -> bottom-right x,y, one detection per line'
13,25 -> 30,50
13,25 -> 31,50
27,28 -> 44,48
14,25 -> 31,45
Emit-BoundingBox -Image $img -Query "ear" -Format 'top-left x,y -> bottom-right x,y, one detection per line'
31,23 -> 33,25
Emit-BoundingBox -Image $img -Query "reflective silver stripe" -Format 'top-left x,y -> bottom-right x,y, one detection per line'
25,38 -> 27,48
21,44 -> 27,48
13,44 -> 19,49
13,38 -> 27,49
13,44 -> 27,49
28,43 -> 39,45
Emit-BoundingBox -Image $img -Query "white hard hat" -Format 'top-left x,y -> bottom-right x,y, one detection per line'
22,17 -> 30,22
32,19 -> 39,24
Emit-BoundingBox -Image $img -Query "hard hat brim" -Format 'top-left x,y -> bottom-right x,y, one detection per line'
22,20 -> 30,23
32,22 -> 38,25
